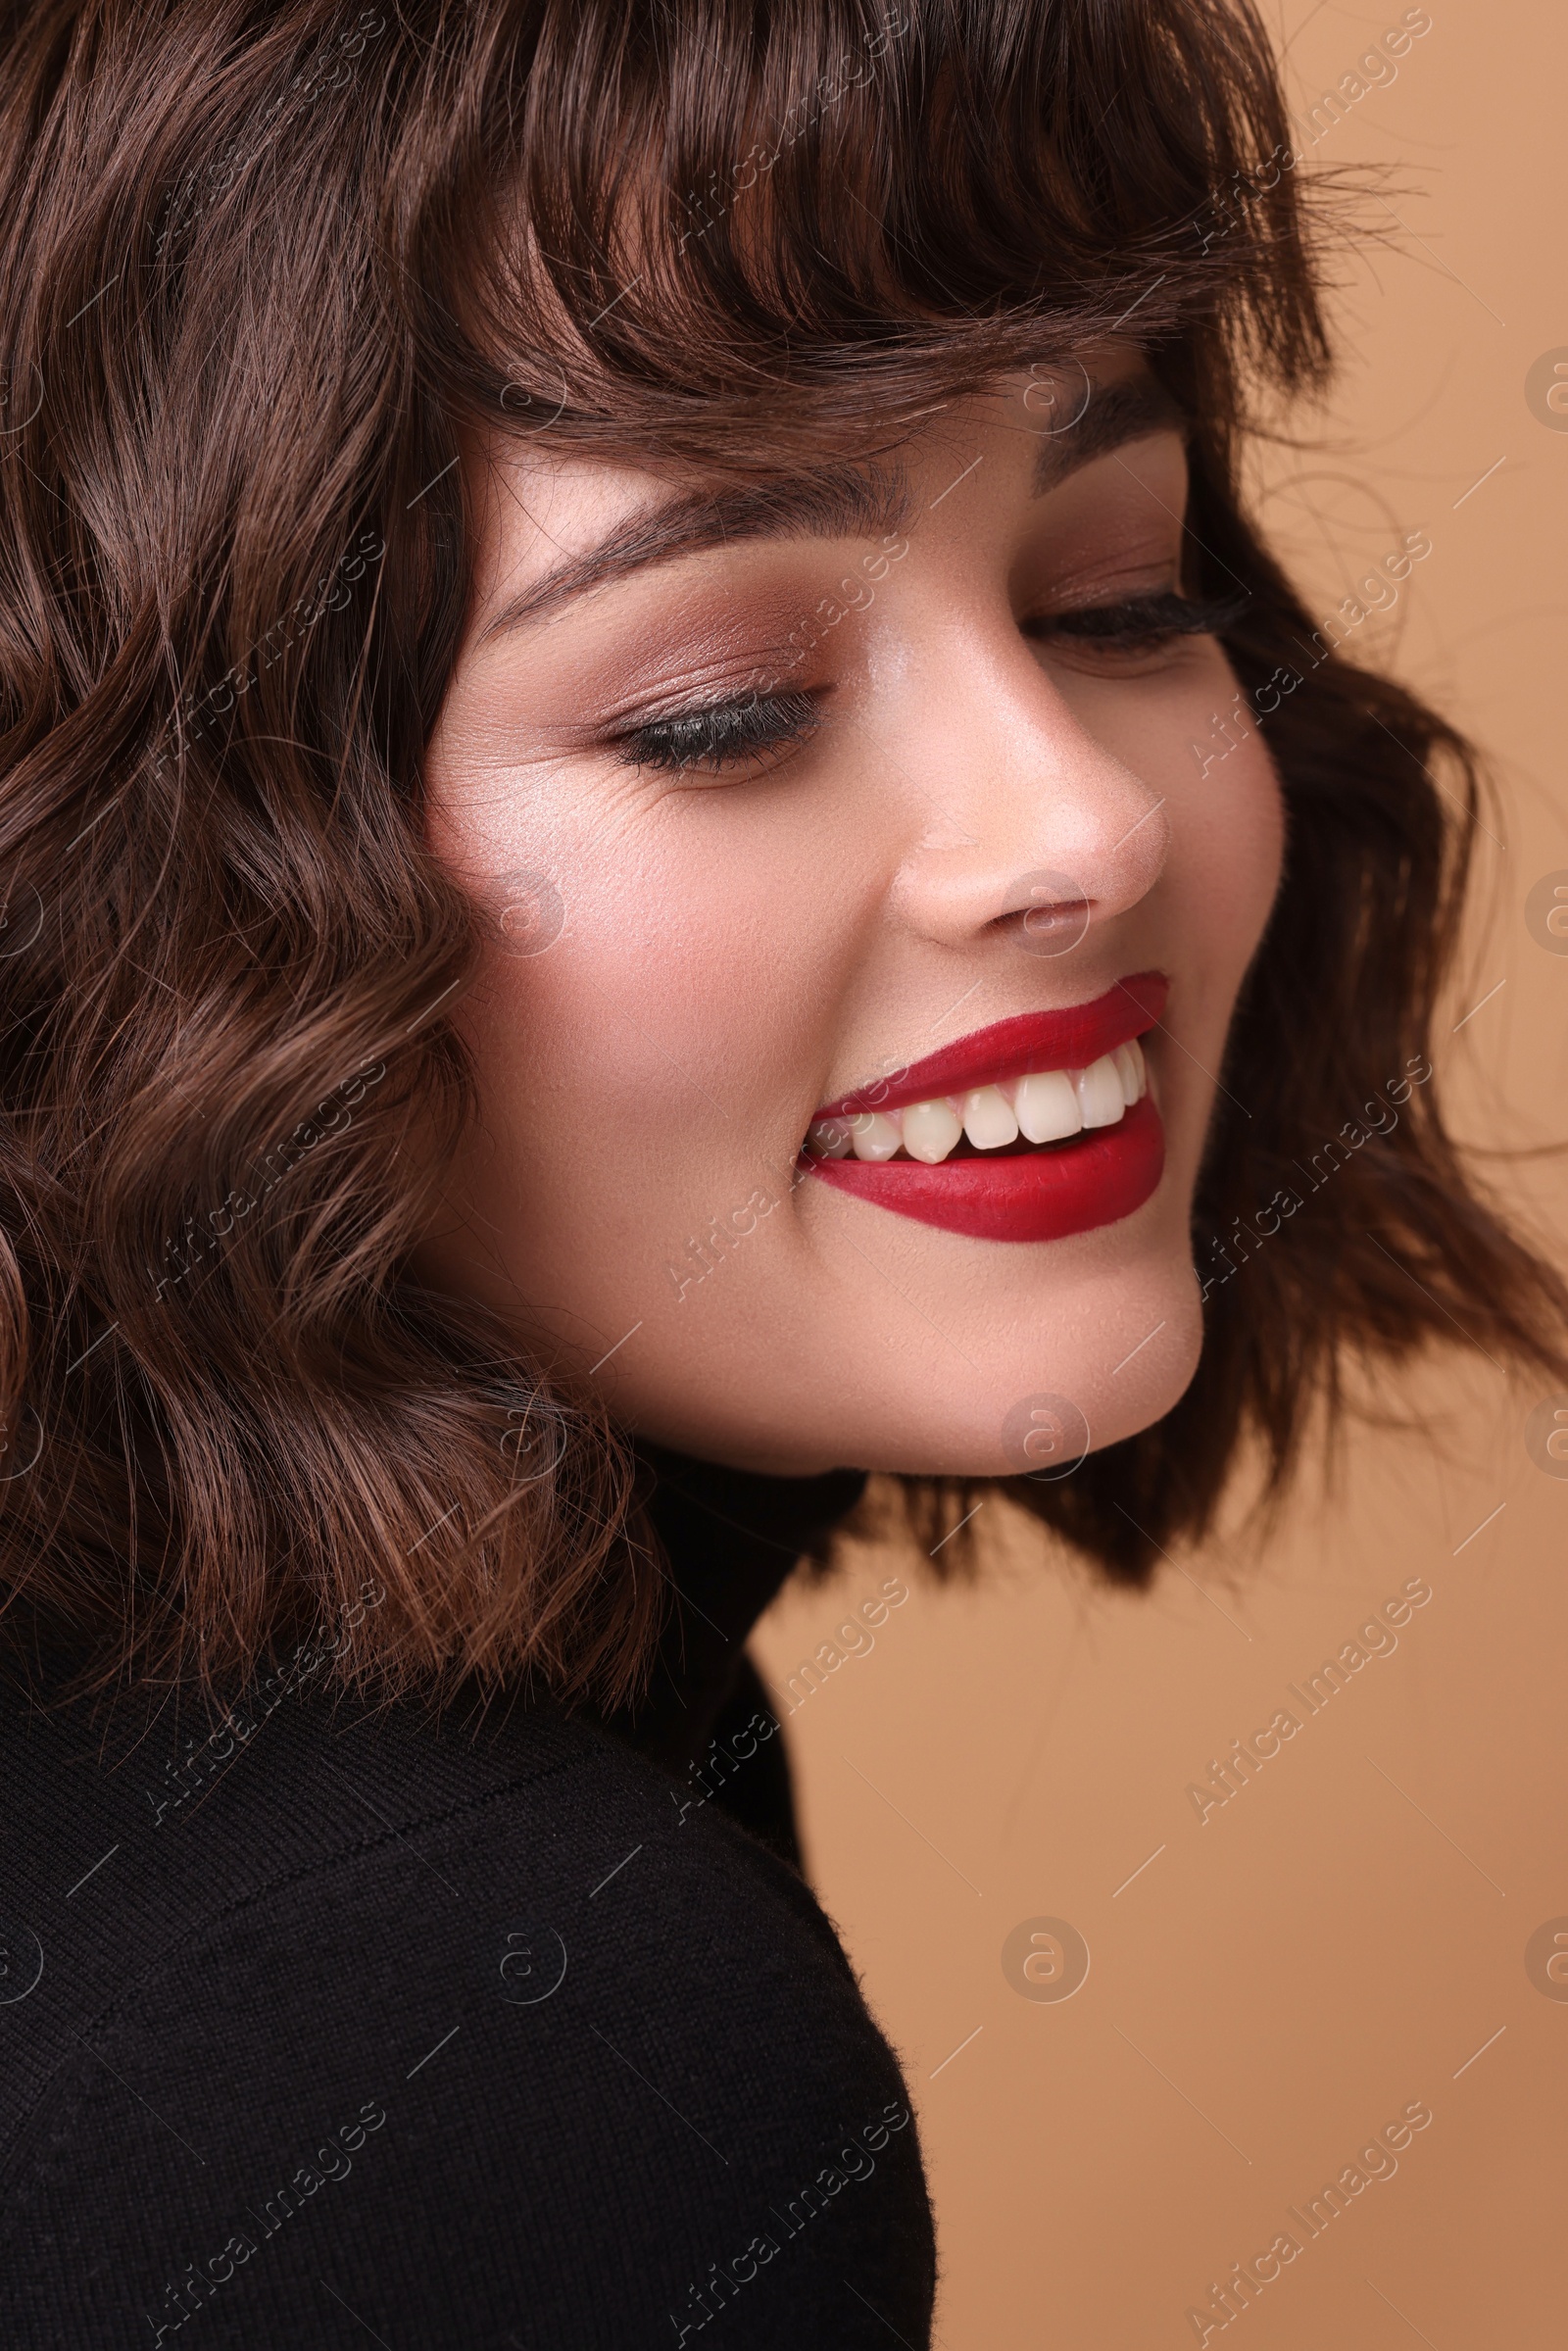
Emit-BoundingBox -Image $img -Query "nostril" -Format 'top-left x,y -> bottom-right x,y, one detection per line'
1008,868 -> 1092,957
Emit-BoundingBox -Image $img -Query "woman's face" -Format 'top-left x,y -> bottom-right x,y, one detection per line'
417,351 -> 1285,1476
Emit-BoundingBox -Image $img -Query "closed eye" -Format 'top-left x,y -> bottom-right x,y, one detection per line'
614,687 -> 821,776
1027,588 -> 1250,649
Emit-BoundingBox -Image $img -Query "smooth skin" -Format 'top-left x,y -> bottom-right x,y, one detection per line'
416,347 -> 1286,1476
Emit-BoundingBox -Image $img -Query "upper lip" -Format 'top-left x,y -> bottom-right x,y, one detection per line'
813,972 -> 1169,1121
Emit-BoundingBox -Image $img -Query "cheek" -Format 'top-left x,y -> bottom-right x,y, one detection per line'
1075,654 -> 1284,1181
1174,719 -> 1287,968
1163,716 -> 1286,1142
1083,651 -> 1286,974
421,757 -> 864,1287
501,850 -> 765,1108
428,755 -> 752,1104
1165,658 -> 1283,948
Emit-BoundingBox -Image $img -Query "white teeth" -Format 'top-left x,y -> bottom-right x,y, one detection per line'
1013,1068 -> 1083,1144
961,1085 -> 1019,1151
1076,1053 -> 1124,1128
902,1097 -> 964,1163
849,1109 -> 903,1161
810,1039 -> 1150,1163
1111,1038 -> 1147,1104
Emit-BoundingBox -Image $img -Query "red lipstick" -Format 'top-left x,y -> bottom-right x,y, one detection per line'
804,972 -> 1167,1245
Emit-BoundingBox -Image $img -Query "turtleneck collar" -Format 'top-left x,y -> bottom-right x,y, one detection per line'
606,1440 -> 869,1771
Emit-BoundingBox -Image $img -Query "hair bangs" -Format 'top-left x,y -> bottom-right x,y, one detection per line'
415,0 -> 1331,469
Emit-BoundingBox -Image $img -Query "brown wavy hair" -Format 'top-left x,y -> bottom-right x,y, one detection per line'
0,0 -> 1560,1711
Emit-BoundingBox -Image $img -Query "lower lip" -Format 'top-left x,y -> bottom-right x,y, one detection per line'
802,1096 -> 1165,1244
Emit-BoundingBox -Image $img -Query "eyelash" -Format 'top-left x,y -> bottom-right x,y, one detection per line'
1027,587 -> 1250,648
615,688 -> 820,775
613,591 -> 1249,775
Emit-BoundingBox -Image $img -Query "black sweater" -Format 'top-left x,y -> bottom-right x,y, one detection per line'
0,1451 -> 936,2347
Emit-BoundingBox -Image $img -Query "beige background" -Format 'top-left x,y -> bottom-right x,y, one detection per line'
752,4 -> 1568,2342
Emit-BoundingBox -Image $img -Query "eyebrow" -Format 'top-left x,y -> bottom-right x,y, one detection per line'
1033,373 -> 1187,488
477,373 -> 1187,641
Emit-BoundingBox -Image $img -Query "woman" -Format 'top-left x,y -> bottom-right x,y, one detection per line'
0,2 -> 1558,2343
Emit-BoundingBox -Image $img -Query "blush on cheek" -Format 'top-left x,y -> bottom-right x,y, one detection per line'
441,813 -> 800,1141
1205,690 -> 1287,889
1094,652 -> 1287,982
1176,726 -> 1286,993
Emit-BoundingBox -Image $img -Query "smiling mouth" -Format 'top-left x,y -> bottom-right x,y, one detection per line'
801,972 -> 1168,1244
807,1036 -> 1148,1164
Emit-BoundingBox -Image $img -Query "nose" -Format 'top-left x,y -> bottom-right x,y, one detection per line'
886,631 -> 1172,953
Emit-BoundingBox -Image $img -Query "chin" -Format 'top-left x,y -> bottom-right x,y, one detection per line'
632,1230 -> 1206,1484
866,1247 -> 1206,1479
